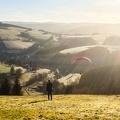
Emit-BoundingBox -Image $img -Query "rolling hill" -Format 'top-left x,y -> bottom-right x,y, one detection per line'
1,22 -> 120,95
5,21 -> 120,35
1,22 -> 120,74
77,65 -> 120,94
0,22 -> 56,56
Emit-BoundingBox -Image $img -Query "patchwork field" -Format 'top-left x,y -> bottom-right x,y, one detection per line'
0,95 -> 120,120
59,45 -> 120,54
0,27 -> 25,39
3,40 -> 34,49
24,30 -> 52,41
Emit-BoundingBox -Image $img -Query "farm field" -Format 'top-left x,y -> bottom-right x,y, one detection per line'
24,30 -> 52,41
0,27 -> 25,39
59,45 -> 120,54
0,95 -> 120,120
3,40 -> 34,49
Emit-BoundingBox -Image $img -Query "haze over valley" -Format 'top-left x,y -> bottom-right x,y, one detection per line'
1,21 -> 120,95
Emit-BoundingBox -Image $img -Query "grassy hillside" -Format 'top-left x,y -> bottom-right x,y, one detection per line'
103,36 -> 120,46
20,30 -> 52,41
0,27 -> 26,40
39,46 -> 111,74
0,22 -> 52,41
0,95 -> 119,120
0,22 -> 47,40
77,65 -> 120,94
0,23 -> 61,59
59,37 -> 97,49
0,63 -> 10,73
3,40 -> 34,49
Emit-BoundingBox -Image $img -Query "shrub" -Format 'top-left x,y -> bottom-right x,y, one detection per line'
11,78 -> 23,95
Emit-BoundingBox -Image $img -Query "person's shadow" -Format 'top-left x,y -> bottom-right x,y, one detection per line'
28,100 -> 48,104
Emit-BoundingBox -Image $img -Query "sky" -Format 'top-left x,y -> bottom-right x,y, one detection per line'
0,0 -> 120,23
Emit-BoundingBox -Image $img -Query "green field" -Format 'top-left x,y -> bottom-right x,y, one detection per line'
0,95 -> 120,120
0,27 -> 25,39
0,63 -> 10,73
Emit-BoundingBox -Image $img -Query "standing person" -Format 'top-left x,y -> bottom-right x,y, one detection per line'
46,80 -> 53,100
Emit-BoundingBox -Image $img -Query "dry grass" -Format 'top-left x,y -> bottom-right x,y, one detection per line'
0,95 -> 120,120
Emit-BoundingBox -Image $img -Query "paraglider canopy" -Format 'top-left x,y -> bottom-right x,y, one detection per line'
70,56 -> 91,64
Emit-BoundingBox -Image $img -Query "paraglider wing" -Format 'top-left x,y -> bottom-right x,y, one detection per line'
70,56 -> 91,64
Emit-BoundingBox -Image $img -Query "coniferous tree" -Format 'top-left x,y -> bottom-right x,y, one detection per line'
12,78 -> 23,95
65,85 -> 73,94
10,65 -> 15,76
0,78 -> 11,95
15,68 -> 22,78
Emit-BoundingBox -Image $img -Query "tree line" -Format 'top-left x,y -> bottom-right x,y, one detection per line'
0,77 -> 22,95
47,65 -> 120,95
0,65 -> 23,95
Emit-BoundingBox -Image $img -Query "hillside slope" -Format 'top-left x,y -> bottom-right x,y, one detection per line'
5,22 -> 120,35
0,95 -> 120,119
77,65 -> 120,94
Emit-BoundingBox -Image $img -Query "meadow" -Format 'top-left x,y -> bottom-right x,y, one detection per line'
0,63 -> 10,73
3,40 -> 34,49
0,95 -> 120,120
